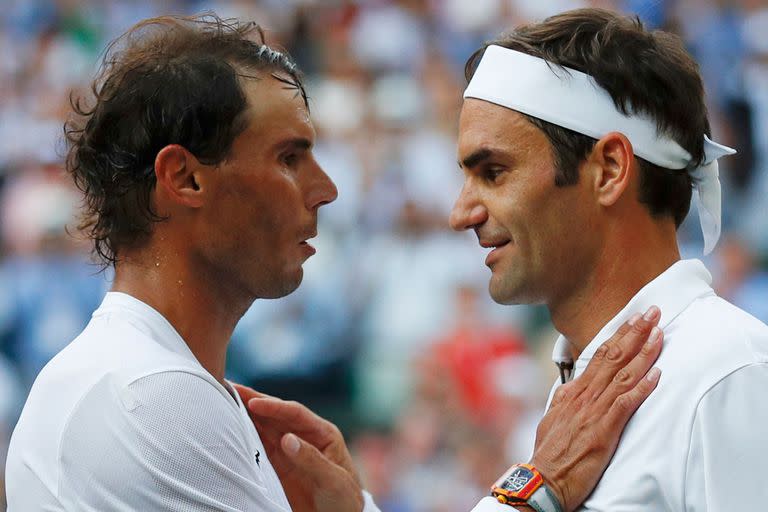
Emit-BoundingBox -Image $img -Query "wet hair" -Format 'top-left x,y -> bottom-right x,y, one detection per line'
465,8 -> 710,227
66,13 -> 307,267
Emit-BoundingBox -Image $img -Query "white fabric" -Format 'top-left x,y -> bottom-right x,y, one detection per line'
542,259 -> 768,511
463,45 -> 736,254
5,292 -> 292,511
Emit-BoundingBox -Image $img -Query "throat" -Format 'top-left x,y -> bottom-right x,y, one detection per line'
549,255 -> 679,360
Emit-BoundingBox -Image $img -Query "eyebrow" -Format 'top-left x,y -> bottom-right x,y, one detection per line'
459,148 -> 493,169
275,137 -> 313,153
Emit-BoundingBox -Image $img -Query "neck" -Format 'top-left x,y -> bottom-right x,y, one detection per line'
111,246 -> 253,384
549,225 -> 680,359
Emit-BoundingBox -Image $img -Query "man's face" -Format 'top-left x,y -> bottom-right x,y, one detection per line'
450,99 -> 597,306
196,76 -> 337,299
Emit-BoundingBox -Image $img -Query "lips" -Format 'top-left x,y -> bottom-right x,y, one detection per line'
479,239 -> 511,249
299,230 -> 317,257
480,238 -> 511,266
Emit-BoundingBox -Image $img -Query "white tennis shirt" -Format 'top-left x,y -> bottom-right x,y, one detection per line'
5,292 -> 382,511
472,259 -> 768,512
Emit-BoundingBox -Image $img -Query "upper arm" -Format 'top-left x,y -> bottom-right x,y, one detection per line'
59,371 -> 278,511
683,363 -> 768,511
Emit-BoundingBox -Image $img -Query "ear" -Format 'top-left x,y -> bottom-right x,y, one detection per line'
154,145 -> 204,208
587,132 -> 635,207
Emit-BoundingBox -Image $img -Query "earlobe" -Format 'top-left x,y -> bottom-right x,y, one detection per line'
593,133 -> 633,207
154,145 -> 204,208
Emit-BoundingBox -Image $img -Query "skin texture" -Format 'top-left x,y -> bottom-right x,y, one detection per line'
116,77 -> 666,511
234,384 -> 364,512
238,307 -> 663,512
450,99 -> 600,308
112,75 -> 337,383
230,97 -> 671,512
450,100 -> 680,356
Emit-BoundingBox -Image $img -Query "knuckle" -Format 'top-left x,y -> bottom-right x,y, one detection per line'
640,338 -> 656,356
605,343 -> 623,363
552,384 -> 570,404
328,423 -> 343,439
631,320 -> 649,335
286,400 -> 303,409
613,393 -> 636,414
612,368 -> 634,388
593,344 -> 609,362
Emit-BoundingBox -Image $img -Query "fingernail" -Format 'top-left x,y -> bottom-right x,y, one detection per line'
283,433 -> 300,455
647,326 -> 661,346
646,367 -> 661,382
643,306 -> 658,321
628,313 -> 642,326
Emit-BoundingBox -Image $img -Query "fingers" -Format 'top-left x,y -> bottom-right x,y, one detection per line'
248,397 -> 315,426
247,397 -> 335,438
279,433 -> 365,512
599,324 -> 663,403
577,306 -> 661,403
604,366 -> 661,431
280,433 -> 328,485
232,383 -> 273,403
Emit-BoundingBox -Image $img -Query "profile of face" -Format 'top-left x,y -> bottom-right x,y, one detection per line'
193,76 -> 338,299
450,99 -> 596,306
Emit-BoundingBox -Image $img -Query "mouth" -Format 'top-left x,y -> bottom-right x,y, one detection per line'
481,239 -> 512,266
299,232 -> 317,257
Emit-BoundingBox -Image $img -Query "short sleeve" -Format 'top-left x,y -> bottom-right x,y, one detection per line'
683,363 -> 768,511
470,497 -> 523,511
58,371 -> 287,511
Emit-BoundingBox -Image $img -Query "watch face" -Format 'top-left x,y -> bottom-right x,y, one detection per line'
500,467 -> 535,492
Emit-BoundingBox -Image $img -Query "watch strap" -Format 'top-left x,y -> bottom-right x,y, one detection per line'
527,484 -> 563,512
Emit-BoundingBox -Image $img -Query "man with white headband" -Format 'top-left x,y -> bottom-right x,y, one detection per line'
6,11 -> 663,512
449,8 -> 768,512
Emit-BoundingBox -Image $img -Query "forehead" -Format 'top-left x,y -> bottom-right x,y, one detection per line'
239,76 -> 314,144
457,99 -> 543,157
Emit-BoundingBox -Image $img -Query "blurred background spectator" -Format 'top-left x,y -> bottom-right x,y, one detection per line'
0,0 -> 766,510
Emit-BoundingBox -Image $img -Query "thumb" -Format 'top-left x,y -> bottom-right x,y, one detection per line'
281,432 -> 333,484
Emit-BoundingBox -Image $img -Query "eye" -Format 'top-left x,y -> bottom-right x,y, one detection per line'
481,166 -> 505,183
281,152 -> 298,168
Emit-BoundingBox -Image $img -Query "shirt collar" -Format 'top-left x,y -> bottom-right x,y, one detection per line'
93,291 -> 201,365
552,259 -> 715,374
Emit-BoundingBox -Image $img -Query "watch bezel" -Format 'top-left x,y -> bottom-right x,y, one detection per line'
491,463 -> 544,503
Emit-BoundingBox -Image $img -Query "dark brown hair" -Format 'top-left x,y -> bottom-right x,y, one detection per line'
66,13 -> 307,267
465,8 -> 710,227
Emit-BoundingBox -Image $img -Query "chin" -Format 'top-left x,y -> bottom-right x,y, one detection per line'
488,275 -> 531,306
255,268 -> 304,299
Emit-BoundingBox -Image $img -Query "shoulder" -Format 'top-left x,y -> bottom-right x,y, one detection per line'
666,295 -> 768,366
57,370 -> 256,508
62,369 -> 243,447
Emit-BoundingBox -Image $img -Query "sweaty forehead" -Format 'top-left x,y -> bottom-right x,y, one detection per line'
241,77 -> 314,140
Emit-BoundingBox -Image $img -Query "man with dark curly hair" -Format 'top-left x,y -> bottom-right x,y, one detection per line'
6,12 -> 664,512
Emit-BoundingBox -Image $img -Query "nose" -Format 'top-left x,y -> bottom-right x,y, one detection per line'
449,184 -> 487,231
306,160 -> 338,210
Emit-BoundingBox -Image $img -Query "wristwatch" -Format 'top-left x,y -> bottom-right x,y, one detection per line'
490,463 -> 563,512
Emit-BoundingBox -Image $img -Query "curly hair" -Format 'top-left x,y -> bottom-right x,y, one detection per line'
465,8 -> 710,227
65,13 -> 307,268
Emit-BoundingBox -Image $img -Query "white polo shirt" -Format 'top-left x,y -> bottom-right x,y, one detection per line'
473,259 -> 768,512
6,292 -> 295,511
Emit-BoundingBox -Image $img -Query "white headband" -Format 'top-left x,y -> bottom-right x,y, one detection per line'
463,45 -> 736,254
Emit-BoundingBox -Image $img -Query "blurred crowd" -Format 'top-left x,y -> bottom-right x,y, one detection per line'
1,0 -> 767,510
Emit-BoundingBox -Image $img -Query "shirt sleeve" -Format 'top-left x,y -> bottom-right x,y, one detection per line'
470,497 -> 523,511
58,370 -> 288,511
683,363 -> 768,511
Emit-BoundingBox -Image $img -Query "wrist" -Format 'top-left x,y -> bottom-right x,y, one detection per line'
491,463 -> 564,512
529,458 -> 567,511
